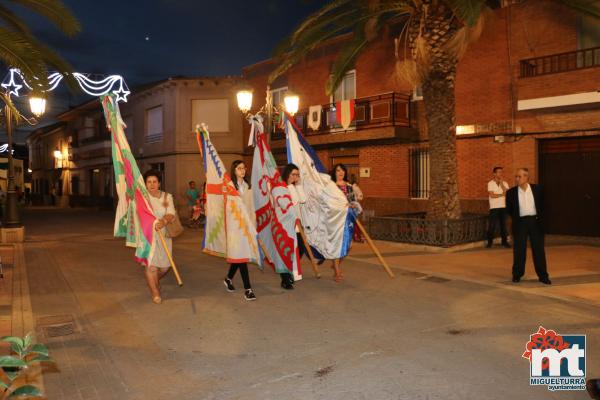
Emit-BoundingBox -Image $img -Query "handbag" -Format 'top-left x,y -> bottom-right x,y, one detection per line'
162,192 -> 184,238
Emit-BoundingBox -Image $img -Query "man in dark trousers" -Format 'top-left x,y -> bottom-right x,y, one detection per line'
505,168 -> 551,285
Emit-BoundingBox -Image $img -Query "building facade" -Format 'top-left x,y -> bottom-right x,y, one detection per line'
119,76 -> 247,212
242,0 -> 600,237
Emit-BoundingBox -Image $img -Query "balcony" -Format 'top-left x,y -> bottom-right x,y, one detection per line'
520,46 -> 600,78
271,92 -> 413,144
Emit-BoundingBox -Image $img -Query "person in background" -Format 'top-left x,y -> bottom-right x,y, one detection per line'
487,166 -> 510,248
223,160 -> 257,301
506,167 -> 551,285
185,181 -> 200,221
143,169 -> 177,304
281,163 -> 307,290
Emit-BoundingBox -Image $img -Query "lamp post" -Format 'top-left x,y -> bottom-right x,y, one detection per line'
236,87 -> 300,136
2,93 -> 45,227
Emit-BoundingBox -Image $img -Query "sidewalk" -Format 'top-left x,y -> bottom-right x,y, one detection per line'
348,237 -> 600,307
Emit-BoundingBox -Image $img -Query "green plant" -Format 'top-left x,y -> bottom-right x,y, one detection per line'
0,333 -> 51,399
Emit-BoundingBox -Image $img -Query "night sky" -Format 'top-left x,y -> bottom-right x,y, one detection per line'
4,0 -> 326,143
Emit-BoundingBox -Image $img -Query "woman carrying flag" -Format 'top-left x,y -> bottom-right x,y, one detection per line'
223,160 -> 257,301
143,169 -> 177,304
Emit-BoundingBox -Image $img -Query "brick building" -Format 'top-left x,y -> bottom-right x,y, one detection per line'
242,0 -> 600,237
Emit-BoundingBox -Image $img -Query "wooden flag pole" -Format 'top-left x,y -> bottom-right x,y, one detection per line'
157,230 -> 183,286
297,221 -> 320,278
355,219 -> 395,279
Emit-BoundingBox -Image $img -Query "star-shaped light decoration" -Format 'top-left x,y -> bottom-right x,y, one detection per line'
113,83 -> 130,102
1,70 -> 23,96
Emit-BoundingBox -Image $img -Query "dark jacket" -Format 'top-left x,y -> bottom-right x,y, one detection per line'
506,183 -> 544,231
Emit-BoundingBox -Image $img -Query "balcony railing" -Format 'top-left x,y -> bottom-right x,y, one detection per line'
272,92 -> 411,140
520,46 -> 600,78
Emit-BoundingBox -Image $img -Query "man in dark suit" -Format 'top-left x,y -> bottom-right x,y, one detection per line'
505,168 -> 551,285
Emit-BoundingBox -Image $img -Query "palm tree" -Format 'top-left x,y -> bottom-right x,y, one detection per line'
271,0 -> 600,219
0,0 -> 80,95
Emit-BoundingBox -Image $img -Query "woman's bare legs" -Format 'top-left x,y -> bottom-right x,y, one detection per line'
331,259 -> 343,282
144,266 -> 162,303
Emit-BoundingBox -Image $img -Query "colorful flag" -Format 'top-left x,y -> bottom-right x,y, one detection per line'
102,95 -> 157,266
285,115 -> 357,259
196,124 -> 260,264
336,99 -> 355,130
249,116 -> 300,278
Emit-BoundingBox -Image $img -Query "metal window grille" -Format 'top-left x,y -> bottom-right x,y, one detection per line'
409,147 -> 430,199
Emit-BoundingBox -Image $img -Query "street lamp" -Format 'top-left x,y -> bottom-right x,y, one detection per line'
29,96 -> 46,117
236,86 -> 300,136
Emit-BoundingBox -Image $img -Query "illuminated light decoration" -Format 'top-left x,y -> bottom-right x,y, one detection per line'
1,69 -> 130,102
283,92 -> 299,116
0,144 -> 14,154
29,97 -> 46,117
236,90 -> 253,113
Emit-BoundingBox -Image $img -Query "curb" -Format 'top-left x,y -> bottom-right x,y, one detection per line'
347,254 -> 600,309
11,243 -> 45,393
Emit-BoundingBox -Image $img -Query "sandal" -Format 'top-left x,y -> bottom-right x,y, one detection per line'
152,296 -> 162,304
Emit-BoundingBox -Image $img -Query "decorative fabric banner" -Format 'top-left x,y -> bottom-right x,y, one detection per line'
308,105 -> 322,131
336,99 -> 355,130
101,95 -> 156,266
249,116 -> 301,278
285,114 -> 357,259
196,125 -> 260,264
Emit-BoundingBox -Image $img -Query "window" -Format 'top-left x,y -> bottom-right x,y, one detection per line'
332,70 -> 356,103
413,86 -> 423,101
409,147 -> 430,199
270,87 -> 288,108
577,10 -> 600,67
146,106 -> 163,143
123,115 -> 134,143
191,99 -> 229,132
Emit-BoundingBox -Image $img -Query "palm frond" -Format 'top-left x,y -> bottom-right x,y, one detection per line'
8,0 -> 81,36
554,0 -> 600,18
270,0 -> 413,85
326,22 -> 371,95
445,0 -> 486,26
0,27 -> 50,91
444,6 -> 490,60
0,5 -> 31,35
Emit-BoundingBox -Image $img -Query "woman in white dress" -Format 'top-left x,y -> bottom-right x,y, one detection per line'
144,170 -> 176,304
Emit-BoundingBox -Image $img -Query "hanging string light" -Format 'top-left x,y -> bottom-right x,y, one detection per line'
1,68 -> 130,102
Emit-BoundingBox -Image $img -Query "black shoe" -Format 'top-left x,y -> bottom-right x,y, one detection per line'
317,259 -> 325,265
539,277 -> 552,285
224,278 -> 235,292
485,242 -> 493,248
512,276 -> 520,283
244,289 -> 257,301
281,281 -> 294,290
502,242 -> 511,248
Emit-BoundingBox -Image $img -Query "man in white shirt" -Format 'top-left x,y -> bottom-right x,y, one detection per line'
505,168 -> 551,285
486,167 -> 510,248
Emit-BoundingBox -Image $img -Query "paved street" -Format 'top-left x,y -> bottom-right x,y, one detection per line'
18,208 -> 600,400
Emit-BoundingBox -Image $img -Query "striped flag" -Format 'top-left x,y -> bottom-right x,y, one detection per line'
102,95 -> 157,266
249,116 -> 300,278
336,99 -> 355,130
196,125 -> 260,264
285,115 -> 357,259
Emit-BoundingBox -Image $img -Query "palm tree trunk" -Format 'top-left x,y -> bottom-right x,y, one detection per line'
422,70 -> 461,219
